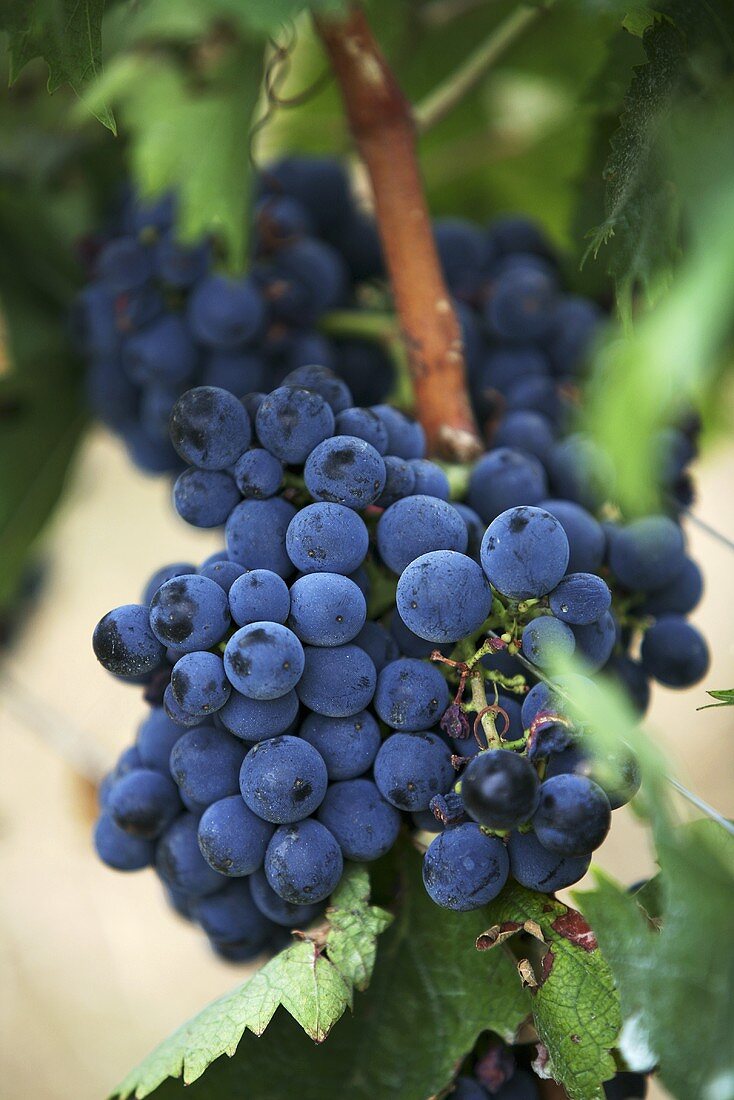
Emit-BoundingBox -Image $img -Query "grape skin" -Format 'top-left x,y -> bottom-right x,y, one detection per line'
423,824 -> 509,911
396,550 -> 492,644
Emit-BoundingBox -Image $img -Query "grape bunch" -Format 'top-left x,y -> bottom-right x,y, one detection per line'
93,373 -> 469,957
449,1035 -> 648,1099
75,155 -> 623,478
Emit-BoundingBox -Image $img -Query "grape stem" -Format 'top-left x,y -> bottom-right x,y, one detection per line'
468,671 -> 501,748
314,5 -> 483,461
413,4 -> 548,132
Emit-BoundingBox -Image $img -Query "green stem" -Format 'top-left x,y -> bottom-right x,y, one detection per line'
413,4 -> 549,133
468,671 -> 501,749
319,309 -> 398,343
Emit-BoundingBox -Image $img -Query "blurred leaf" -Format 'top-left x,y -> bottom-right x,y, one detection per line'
115,848 -> 528,1100
0,0 -> 114,129
84,41 -> 263,271
0,179 -> 87,615
478,882 -> 620,1100
116,866 -> 392,1097
576,821 -> 734,1098
697,688 -> 734,711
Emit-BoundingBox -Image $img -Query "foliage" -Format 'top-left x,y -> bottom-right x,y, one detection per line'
697,688 -> 734,711
114,850 -> 528,1100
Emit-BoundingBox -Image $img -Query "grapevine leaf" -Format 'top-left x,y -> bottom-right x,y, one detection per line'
114,849 -> 528,1100
83,43 -> 263,271
575,821 -> 734,1100
697,688 -> 734,711
477,882 -> 620,1100
1,0 -> 114,130
115,866 -> 392,1096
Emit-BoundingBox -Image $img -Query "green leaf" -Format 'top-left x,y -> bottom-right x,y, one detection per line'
114,849 -> 528,1100
0,185 -> 87,613
84,42 -> 263,271
477,882 -> 620,1100
697,688 -> 734,710
576,821 -> 734,1100
1,0 -> 114,130
115,866 -> 392,1097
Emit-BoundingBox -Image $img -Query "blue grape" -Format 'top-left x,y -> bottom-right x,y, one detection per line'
505,375 -> 562,423
123,315 -> 197,386
304,435 -> 386,508
288,573 -> 366,646
218,689 -> 299,741
169,386 -> 251,470
299,710 -> 381,780
328,341 -> 394,406
164,684 -> 208,728
149,574 -> 230,651
115,284 -> 164,332
240,735 -> 328,823
317,778 -> 401,862
296,644 -> 376,717
255,386 -> 335,465
640,615 -> 710,687
538,498 -> 606,574
377,495 -> 468,575
549,573 -> 612,626
607,515 -> 686,592
548,433 -> 612,511
198,559 -> 247,595
372,405 -> 426,459
521,616 -> 575,670
282,365 -> 353,414
233,448 -> 283,499
171,651 -> 231,716
494,1070 -> 541,1100
545,744 -> 641,810
93,603 -> 165,677
606,655 -> 650,715
474,346 -> 548,405
547,295 -> 602,376
334,407 -> 389,453
155,237 -> 209,287
229,569 -> 291,627
639,556 -> 702,615
433,217 -> 486,292
255,194 -> 312,244
285,503 -> 369,575
451,502 -> 485,559
508,829 -> 590,892
468,448 -> 547,524
108,768 -> 181,838
532,774 -> 611,856
265,819 -> 343,904
156,813 -> 225,897
123,193 -> 175,234
226,497 -> 297,577
97,237 -> 154,292
201,349 -> 266,394
374,731 -> 454,811
261,156 -> 352,238
224,623 -> 305,699
488,214 -> 553,258
461,749 -> 540,829
480,506 -> 569,600
396,550 -> 492,644
375,456 -> 417,507
373,657 -> 450,730
422,823 -> 509,910
571,610 -> 616,672
95,813 -> 155,871
187,275 -> 265,348
193,880 -> 273,947
197,795 -> 274,876
269,238 -> 347,324
408,460 -> 450,500
450,1076 -> 489,1100
493,410 -> 555,465
173,468 -> 241,528
143,563 -> 198,607
249,867 -> 321,927
412,809 -> 444,833
169,726 -> 246,805
353,621 -> 399,671
484,261 -> 557,341
389,613 -> 443,659
136,708 -> 185,770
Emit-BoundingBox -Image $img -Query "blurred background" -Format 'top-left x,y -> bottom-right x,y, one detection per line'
1,423 -> 731,1100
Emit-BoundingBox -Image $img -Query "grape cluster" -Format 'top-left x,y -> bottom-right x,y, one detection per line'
93,372 -> 469,956
75,155 -> 621,478
449,1036 -> 648,1099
